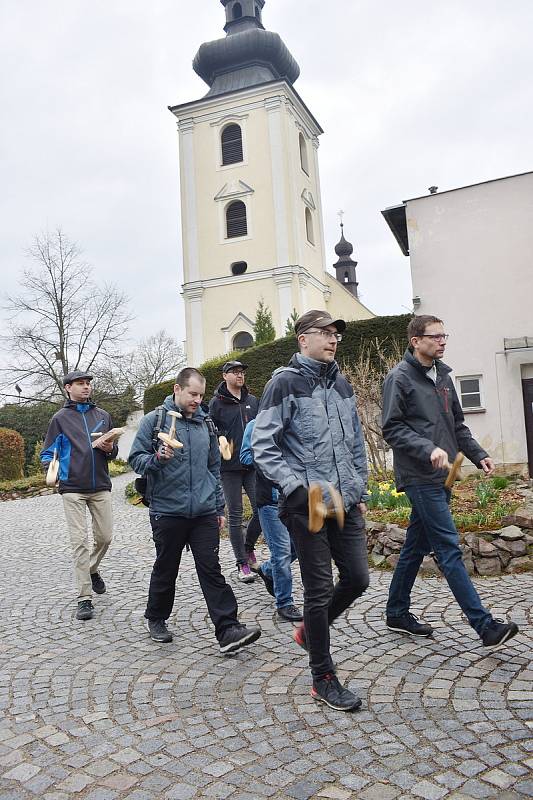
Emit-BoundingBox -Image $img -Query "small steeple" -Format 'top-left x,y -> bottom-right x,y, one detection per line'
333,214 -> 359,298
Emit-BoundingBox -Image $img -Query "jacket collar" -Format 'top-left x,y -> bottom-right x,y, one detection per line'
64,398 -> 96,411
290,352 -> 339,382
214,380 -> 249,404
404,348 -> 452,376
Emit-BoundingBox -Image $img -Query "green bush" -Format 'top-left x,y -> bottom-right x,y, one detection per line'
0,402 -> 59,472
0,428 -> 25,480
108,458 -> 131,477
144,314 -> 411,412
0,473 -> 46,493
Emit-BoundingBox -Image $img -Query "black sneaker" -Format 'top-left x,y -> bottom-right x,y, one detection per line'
90,572 -> 106,594
481,619 -> 519,651
219,624 -> 261,655
277,604 -> 304,622
145,618 -> 173,643
257,567 -> 275,598
311,673 -> 362,712
76,600 -> 94,620
386,613 -> 434,637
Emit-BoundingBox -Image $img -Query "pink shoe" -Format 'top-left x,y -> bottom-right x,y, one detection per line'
246,550 -> 258,570
238,563 -> 255,583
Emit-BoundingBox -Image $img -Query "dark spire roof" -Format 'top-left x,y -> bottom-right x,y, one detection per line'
334,223 -> 355,261
193,0 -> 300,98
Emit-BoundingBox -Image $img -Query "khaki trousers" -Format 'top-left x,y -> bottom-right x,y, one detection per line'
62,491 -> 113,600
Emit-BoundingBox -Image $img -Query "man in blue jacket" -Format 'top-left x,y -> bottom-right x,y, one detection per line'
41,370 -> 117,621
129,367 -> 261,655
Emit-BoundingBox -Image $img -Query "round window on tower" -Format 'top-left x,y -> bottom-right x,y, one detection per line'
233,331 -> 254,350
230,261 -> 248,276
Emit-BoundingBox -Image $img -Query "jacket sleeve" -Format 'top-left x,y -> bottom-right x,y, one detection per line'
208,397 -> 226,437
381,370 -> 436,463
351,395 -> 369,501
451,385 -> 489,467
207,427 -> 225,514
240,420 -> 255,466
128,412 -> 167,475
40,415 -> 62,465
105,412 -> 119,460
251,377 -> 303,497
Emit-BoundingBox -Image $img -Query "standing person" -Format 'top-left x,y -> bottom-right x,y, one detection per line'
129,367 -> 261,654
41,371 -> 116,621
240,419 -> 303,622
252,310 -> 369,712
382,315 -> 519,651
209,360 -> 260,583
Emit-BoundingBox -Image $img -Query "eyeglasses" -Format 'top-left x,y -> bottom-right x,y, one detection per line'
421,334 -> 449,341
305,328 -> 343,342
229,370 -> 245,376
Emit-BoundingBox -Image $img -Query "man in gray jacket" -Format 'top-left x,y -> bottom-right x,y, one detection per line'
129,367 -> 261,654
252,310 -> 369,712
382,315 -> 519,651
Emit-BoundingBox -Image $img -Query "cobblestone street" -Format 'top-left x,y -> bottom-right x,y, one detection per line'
0,474 -> 531,800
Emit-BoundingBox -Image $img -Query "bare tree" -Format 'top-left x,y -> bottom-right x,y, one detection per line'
1,229 -> 132,398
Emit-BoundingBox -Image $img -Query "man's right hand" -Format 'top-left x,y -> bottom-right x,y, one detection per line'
157,444 -> 175,461
430,447 -> 449,470
285,485 -> 309,515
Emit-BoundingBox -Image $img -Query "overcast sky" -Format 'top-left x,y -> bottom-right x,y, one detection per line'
1,0 -> 532,379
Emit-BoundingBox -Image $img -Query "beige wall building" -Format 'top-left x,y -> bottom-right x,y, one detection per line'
383,171 -> 533,477
169,0 -> 373,366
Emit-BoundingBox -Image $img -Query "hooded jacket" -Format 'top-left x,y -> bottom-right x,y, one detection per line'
251,353 -> 369,511
208,381 -> 259,472
240,419 -> 279,508
40,400 -> 117,494
381,349 -> 489,490
128,394 -> 224,517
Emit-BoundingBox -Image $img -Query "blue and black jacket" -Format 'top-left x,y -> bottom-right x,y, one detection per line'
40,400 -> 117,494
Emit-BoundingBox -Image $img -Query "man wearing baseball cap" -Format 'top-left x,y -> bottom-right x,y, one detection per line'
209,360 -> 260,582
41,370 -> 118,621
252,310 -> 370,712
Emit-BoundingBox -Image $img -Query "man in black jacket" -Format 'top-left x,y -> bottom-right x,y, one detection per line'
382,315 -> 519,651
41,371 -> 117,621
209,361 -> 260,583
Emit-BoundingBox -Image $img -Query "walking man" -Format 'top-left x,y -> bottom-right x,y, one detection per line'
209,360 -> 260,582
129,367 -> 261,654
41,370 -> 116,621
252,310 -> 369,712
382,315 -> 519,650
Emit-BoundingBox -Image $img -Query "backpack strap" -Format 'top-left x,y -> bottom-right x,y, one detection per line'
204,414 -> 218,439
151,406 -> 167,452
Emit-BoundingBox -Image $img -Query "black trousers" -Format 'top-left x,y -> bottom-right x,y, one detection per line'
221,469 -> 261,564
145,513 -> 239,641
280,505 -> 369,679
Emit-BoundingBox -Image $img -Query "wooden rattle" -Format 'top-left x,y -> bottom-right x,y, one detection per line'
157,410 -> 183,449
219,436 -> 233,460
308,482 -> 345,533
91,427 -> 127,449
46,449 -> 59,487
444,452 -> 464,489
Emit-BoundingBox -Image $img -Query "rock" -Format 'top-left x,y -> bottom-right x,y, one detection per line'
507,556 -> 533,573
386,525 -> 406,544
493,538 -> 512,552
475,557 -> 501,576
478,538 -> 498,557
463,557 -> 475,576
372,541 -> 384,555
523,533 -> 533,545
420,556 -> 441,576
506,539 -> 527,557
381,536 -> 403,552
366,521 -> 387,533
503,505 -> 533,529
498,525 -> 525,540
493,545 -> 512,568
371,551 -> 386,567
465,533 -> 480,555
385,554 -> 400,569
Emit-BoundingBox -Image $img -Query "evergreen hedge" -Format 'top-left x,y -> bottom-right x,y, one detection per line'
0,427 -> 25,480
144,313 -> 411,413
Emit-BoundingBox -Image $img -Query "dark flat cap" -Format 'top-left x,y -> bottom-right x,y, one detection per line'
294,310 -> 346,336
62,370 -> 94,386
222,360 -> 248,373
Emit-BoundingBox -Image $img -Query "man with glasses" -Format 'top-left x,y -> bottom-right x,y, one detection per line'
252,310 -> 369,712
382,315 -> 519,651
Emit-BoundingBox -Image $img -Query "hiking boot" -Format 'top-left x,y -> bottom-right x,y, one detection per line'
481,619 -> 519,651
145,618 -> 173,643
386,613 -> 434,637
277,604 -> 304,622
90,572 -> 106,594
311,673 -> 362,712
76,600 -> 94,620
246,550 -> 258,570
257,566 -> 275,597
293,622 -> 307,651
219,623 -> 261,655
238,563 -> 255,583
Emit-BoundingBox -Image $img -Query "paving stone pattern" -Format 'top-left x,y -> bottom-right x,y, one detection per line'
0,474 -> 531,799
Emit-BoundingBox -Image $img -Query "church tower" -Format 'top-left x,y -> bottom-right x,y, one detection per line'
170,0 -> 373,364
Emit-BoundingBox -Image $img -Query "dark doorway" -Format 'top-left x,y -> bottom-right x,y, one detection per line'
522,377 -> 533,477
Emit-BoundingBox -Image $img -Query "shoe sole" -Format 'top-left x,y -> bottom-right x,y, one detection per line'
91,586 -> 106,595
145,619 -> 173,643
386,624 -> 433,637
220,628 -> 261,654
238,575 -> 256,584
483,625 -> 519,652
76,613 -> 94,620
277,612 -> 304,623
311,690 -> 362,712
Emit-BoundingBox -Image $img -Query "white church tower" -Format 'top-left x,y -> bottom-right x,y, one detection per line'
170,0 -> 373,364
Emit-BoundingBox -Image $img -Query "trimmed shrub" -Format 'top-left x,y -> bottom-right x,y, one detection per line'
0,402 -> 59,472
0,428 -> 25,480
144,313 -> 411,413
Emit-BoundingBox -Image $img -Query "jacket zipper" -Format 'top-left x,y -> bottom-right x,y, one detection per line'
81,412 -> 96,490
186,421 -> 192,517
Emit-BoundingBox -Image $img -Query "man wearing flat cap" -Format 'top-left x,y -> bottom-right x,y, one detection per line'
209,360 -> 260,582
41,371 -> 117,621
252,310 -> 370,712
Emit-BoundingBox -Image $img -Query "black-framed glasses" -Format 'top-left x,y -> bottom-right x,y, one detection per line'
305,328 -> 343,342
229,370 -> 246,376
421,333 -> 449,341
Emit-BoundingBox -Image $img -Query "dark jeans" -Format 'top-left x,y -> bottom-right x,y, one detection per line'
145,513 -> 239,640
280,505 -> 369,679
386,484 -> 492,636
221,469 -> 261,565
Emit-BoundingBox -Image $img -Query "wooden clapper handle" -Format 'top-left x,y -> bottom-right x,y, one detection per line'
444,452 -> 464,489
308,482 -> 345,533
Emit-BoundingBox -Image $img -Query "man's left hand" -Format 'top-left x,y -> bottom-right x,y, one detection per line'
357,502 -> 367,515
480,457 -> 495,476
95,440 -> 114,454
217,515 -> 226,531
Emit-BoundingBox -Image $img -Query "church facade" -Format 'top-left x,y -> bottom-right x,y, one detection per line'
170,0 -> 373,365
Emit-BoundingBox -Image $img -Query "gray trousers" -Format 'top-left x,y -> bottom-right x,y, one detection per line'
221,470 -> 260,565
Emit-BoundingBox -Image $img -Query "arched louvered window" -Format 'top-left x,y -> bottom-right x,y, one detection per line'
232,2 -> 243,19
344,271 -> 349,283
226,201 -> 248,238
233,331 -> 254,350
305,208 -> 314,245
221,124 -> 243,165
299,132 -> 309,175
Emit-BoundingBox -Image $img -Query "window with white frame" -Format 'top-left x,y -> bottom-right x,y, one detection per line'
457,376 -> 483,410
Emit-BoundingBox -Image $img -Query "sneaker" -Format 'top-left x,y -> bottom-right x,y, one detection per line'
76,600 -> 94,620
256,566 -> 275,597
219,623 -> 261,654
246,550 -> 258,570
386,613 -> 434,637
90,572 -> 106,594
238,563 -> 255,583
293,622 -> 307,651
311,673 -> 362,712
145,618 -> 173,643
481,619 -> 519,651
277,604 -> 304,622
